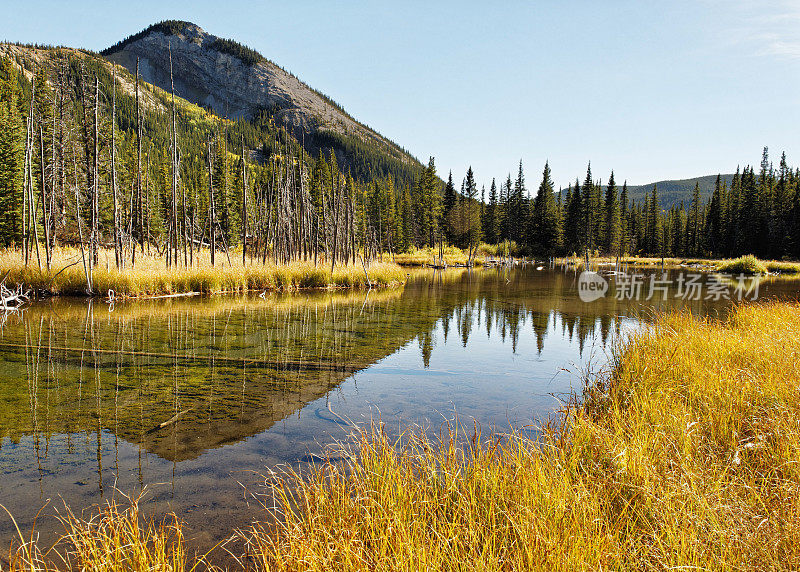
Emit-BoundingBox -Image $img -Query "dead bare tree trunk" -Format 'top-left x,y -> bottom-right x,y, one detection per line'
22,114 -> 29,265
91,76 -> 99,268
181,152 -> 188,267
191,189 -> 197,266
111,66 -> 121,269
330,174 -> 340,273
27,116 -> 42,270
207,139 -> 216,266
51,78 -> 60,254
241,135 -> 247,266
145,149 -> 151,255
74,156 -> 91,294
169,43 -> 179,268
39,125 -> 51,270
133,58 -> 143,267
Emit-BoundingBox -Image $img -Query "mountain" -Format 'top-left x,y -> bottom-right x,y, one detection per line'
0,21 -> 424,186
624,174 -> 735,209
101,20 -> 420,180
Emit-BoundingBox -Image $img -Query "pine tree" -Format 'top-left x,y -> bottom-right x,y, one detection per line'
603,171 -> 620,255
501,173 -> 513,242
756,146 -> 773,257
646,185 -> 662,254
725,167 -> 741,256
479,184 -> 486,242
792,167 -> 800,259
619,181 -> 629,255
0,58 -> 24,246
669,203 -> 687,256
531,160 -> 560,255
399,183 -> 414,251
423,157 -> 441,246
564,179 -> 583,254
687,182 -> 702,256
581,163 -> 595,253
774,152 -> 792,255
511,160 -> 527,244
442,170 -> 457,241
485,178 -> 498,244
463,166 -> 481,253
706,175 -> 723,256
739,165 -> 759,255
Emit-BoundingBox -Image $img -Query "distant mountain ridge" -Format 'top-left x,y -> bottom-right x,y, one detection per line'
624,174 -> 735,208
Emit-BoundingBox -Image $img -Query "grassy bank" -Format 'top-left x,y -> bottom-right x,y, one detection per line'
7,302 -> 800,570
394,245 -> 486,267
559,253 -> 800,274
765,260 -> 800,274
244,302 -> 800,570
393,243 -> 523,267
713,255 -> 800,275
0,248 -> 406,297
556,254 -> 713,270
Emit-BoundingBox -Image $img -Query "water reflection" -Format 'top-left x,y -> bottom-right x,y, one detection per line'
0,267 -> 796,554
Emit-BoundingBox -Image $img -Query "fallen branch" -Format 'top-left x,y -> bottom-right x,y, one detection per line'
146,408 -> 194,434
48,258 -> 83,290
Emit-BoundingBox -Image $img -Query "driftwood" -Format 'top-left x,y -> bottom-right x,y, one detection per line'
0,283 -> 30,309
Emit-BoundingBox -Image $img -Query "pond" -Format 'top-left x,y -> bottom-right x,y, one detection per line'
0,266 -> 796,558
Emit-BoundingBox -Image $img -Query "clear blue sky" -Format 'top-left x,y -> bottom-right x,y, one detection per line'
3,0 -> 799,190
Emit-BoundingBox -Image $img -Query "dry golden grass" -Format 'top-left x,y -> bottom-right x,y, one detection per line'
559,254 -> 800,274
0,248 -> 405,297
393,245 -> 486,267
558,255 -> 699,269
6,302 -> 800,570
5,496 -> 213,572
246,302 -> 800,571
765,260 -> 800,274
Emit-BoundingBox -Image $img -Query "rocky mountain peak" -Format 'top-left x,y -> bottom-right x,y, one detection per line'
102,21 -> 411,165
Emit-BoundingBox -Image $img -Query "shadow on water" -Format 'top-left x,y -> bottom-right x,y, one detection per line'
0,267 -> 796,558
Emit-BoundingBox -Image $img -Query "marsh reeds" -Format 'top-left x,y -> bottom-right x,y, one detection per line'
6,496 -> 209,572
0,248 -> 405,297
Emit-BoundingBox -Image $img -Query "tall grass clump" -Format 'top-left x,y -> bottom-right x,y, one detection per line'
6,497 -> 209,572
716,254 -> 768,275
245,302 -> 800,571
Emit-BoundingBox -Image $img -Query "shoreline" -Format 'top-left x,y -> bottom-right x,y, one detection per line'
0,248 -> 408,300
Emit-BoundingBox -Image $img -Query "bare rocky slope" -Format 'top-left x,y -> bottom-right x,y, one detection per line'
103,21 -> 415,166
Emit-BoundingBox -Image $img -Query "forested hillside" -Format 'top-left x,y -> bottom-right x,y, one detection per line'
624,174 -> 735,208
0,43 -> 444,275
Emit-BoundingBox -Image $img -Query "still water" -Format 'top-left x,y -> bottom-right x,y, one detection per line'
0,267 -> 796,555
